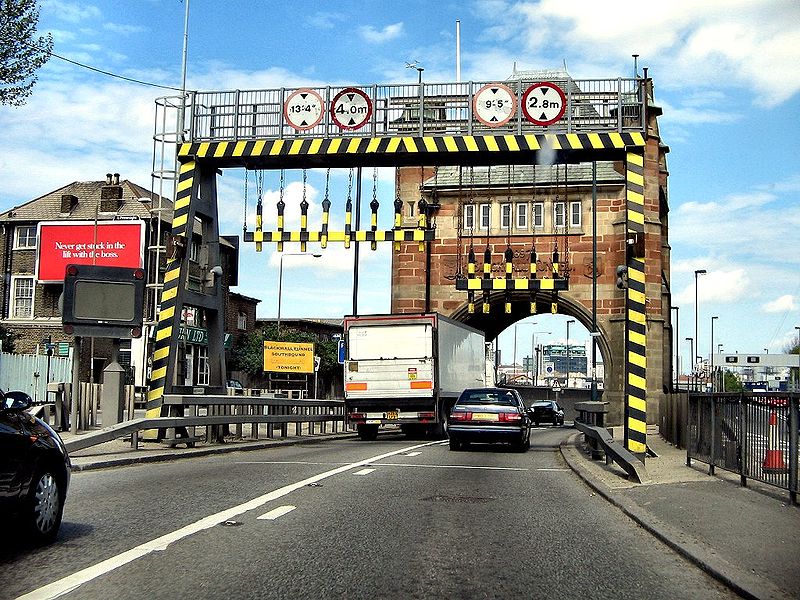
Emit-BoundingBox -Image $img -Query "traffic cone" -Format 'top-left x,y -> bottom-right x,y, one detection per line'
762,410 -> 788,474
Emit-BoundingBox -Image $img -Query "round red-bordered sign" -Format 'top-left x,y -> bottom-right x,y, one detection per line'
284,88 -> 324,131
473,83 -> 516,127
522,82 -> 566,126
330,87 -> 373,131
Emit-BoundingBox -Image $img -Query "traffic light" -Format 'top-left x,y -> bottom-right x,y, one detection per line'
616,265 -> 628,289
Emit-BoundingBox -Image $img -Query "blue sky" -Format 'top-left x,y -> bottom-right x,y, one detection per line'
1,0 -> 799,372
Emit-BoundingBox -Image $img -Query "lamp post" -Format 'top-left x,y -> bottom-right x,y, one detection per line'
694,269 -> 707,384
672,305 -> 679,390
566,319 -> 575,389
686,337 -> 694,391
277,253 -> 321,334
794,327 -> 800,391
514,322 -> 537,383
710,316 -> 718,391
531,330 -> 550,385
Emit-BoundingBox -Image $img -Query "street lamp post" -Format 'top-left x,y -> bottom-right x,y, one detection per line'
686,337 -> 694,391
694,269 -> 707,387
711,316 -> 718,391
277,253 -> 322,334
566,319 -> 575,388
530,331 -> 550,385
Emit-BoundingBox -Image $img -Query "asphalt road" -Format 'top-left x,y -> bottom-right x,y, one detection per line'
2,427 -> 735,600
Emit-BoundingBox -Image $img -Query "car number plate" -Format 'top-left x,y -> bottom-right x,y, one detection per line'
386,411 -> 399,420
472,412 -> 498,421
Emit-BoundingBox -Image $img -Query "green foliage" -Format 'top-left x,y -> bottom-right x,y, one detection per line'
0,0 -> 53,106
229,325 -> 339,379
721,369 -> 744,392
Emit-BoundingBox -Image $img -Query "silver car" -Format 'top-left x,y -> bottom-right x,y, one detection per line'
448,388 -> 531,452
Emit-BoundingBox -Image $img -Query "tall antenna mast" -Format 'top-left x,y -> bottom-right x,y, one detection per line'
456,20 -> 461,83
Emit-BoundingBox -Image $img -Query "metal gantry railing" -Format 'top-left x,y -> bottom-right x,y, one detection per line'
687,392 -> 799,503
181,78 -> 645,143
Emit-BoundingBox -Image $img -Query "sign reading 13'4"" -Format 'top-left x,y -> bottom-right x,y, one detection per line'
284,88 -> 324,130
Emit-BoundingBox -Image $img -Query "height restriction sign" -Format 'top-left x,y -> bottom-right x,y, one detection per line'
284,88 -> 324,130
330,87 -> 372,130
522,82 -> 566,126
473,83 -> 516,127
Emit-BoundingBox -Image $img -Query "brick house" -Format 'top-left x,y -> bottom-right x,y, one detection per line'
0,173 -> 258,391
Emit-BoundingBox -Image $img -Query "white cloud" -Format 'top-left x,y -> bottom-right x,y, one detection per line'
103,22 -> 146,35
45,0 -> 102,23
673,268 -> 750,305
762,295 -> 797,313
359,22 -> 404,44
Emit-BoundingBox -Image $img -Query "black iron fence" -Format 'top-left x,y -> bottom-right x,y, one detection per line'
686,392 -> 798,503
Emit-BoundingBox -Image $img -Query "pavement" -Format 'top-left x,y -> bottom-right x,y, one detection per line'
59,423 -> 799,600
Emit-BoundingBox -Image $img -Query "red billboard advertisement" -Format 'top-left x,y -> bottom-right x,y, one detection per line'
36,221 -> 146,283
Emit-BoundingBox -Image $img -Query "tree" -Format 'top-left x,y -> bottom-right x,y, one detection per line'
0,0 -> 53,106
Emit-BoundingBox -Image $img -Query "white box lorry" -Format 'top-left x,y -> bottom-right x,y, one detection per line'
343,313 -> 487,440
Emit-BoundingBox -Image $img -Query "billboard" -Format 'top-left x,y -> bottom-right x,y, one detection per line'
264,341 -> 314,373
36,221 -> 146,283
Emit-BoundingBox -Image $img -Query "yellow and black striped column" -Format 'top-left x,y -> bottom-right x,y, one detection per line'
625,150 -> 647,456
145,159 -> 196,427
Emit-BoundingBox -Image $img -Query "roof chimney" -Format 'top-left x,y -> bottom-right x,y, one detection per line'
106,173 -> 112,185
61,194 -> 79,213
113,172 -> 120,185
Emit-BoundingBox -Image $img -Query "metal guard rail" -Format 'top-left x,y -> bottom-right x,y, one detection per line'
64,395 -> 348,453
180,77 -> 646,142
573,420 -> 648,484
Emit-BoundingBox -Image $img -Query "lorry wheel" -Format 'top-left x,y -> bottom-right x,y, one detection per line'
357,424 -> 379,441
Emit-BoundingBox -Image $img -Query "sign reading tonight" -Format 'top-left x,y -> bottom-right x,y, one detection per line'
36,221 -> 146,283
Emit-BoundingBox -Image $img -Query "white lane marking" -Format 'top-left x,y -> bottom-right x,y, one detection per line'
404,452 -> 422,457
377,462 -> 527,471
354,468 -> 375,476
257,505 -> 296,520
536,468 -> 571,472
18,440 -> 442,600
233,461 -> 351,466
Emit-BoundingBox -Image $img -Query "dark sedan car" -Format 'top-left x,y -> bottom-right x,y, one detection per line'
529,400 -> 565,426
0,390 -> 71,543
448,388 -> 530,451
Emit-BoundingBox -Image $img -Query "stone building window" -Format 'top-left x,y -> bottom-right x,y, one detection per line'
532,202 -> 544,229
479,204 -> 490,230
516,203 -> 528,230
237,311 -> 247,330
14,225 -> 37,249
11,276 -> 34,318
500,203 -> 511,229
463,204 -> 475,230
554,202 -> 566,228
569,201 -> 582,228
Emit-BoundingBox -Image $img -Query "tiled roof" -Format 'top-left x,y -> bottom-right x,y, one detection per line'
1,179 -> 173,222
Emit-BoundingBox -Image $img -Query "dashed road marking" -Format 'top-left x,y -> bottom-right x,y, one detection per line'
18,440 -> 443,600
257,505 -> 296,520
354,468 -> 376,475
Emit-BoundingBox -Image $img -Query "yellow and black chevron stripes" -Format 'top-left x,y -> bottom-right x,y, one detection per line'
145,161 -> 196,422
244,229 -> 435,243
177,132 -> 645,166
170,160 -> 195,237
456,278 -> 569,291
625,150 -> 647,455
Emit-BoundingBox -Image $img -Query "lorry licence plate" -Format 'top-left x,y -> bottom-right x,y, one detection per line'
386,411 -> 399,420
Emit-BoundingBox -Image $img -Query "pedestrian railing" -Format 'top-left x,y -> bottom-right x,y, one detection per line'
62,394 -> 349,453
687,393 -> 799,503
